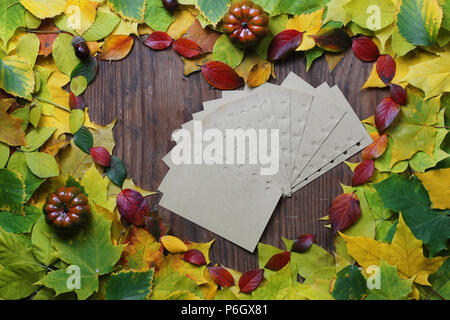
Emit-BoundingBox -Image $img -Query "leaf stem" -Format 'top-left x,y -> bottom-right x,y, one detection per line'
429,288 -> 447,300
34,97 -> 71,112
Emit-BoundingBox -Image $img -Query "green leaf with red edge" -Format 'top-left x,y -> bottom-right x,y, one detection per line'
352,160 -> 375,187
120,227 -> 164,271
201,61 -> 244,90
144,31 -> 173,50
264,251 -> 290,271
173,38 -> 205,59
375,97 -> 400,132
99,35 -> 134,61
238,269 -> 264,293
268,29 -> 303,61
208,266 -> 235,287
328,193 -> 361,232
311,28 -> 352,53
376,54 -> 396,85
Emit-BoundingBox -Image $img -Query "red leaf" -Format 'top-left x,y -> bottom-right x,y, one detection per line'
390,83 -> 407,105
117,189 -> 149,227
144,31 -> 173,50
36,20 -> 59,56
99,35 -> 134,61
362,132 -> 388,160
291,234 -> 314,253
264,251 -> 290,271
238,269 -> 264,293
328,193 -> 361,232
310,28 -> 352,53
268,29 -> 303,61
375,97 -> 400,132
201,61 -> 245,90
351,160 -> 375,187
208,266 -> 235,287
351,36 -> 380,62
172,38 -> 204,59
69,91 -> 86,110
376,54 -> 396,85
89,146 -> 111,167
182,249 -> 207,266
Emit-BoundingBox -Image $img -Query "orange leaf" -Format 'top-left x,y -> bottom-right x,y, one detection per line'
0,99 -> 26,146
99,35 -> 134,61
36,20 -> 60,56
362,132 -> 388,160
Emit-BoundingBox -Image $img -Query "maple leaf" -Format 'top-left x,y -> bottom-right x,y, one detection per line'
120,227 -> 164,271
38,208 -> 125,299
416,168 -> 450,210
401,51 -> 450,99
81,164 -> 116,211
387,87 -> 440,166
286,8 -> 324,51
340,214 -> 446,286
331,265 -> 367,300
366,259 -> 413,300
252,263 -> 294,300
184,19 -> 221,53
374,174 -> 450,255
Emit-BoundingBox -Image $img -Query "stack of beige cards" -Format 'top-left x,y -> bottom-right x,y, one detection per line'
158,72 -> 372,251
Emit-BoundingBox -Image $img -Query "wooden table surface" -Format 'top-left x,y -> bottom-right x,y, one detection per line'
86,39 -> 388,271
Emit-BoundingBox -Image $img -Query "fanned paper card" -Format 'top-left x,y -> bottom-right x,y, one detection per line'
159,72 -> 372,251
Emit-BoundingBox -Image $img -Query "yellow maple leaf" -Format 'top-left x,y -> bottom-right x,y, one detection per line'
286,8 -> 324,51
401,51 -> 450,99
340,214 -> 446,286
416,168 -> 450,210
20,0 -> 66,19
65,0 -> 99,35
81,164 -> 116,212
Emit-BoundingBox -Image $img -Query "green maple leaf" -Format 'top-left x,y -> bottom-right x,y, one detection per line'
0,0 -> 25,47
0,205 -> 41,234
331,265 -> 367,300
0,227 -> 46,299
106,269 -> 154,300
374,174 -> 450,255
366,259 -> 413,300
419,259 -> 450,300
388,87 -> 441,166
38,208 -> 125,300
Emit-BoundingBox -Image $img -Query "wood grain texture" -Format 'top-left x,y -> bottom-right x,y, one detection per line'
86,40 -> 388,271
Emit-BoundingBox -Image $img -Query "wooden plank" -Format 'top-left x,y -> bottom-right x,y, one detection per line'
86,41 -> 387,271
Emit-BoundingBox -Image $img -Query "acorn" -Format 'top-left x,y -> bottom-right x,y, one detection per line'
72,36 -> 90,60
162,0 -> 178,12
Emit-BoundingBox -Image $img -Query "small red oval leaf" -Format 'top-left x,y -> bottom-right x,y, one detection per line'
239,269 -> 264,293
117,189 -> 149,227
89,146 -> 111,167
375,97 -> 400,132
201,61 -> 245,90
351,36 -> 380,62
268,29 -> 303,61
264,251 -> 290,271
291,234 -> 314,253
144,31 -> 173,50
208,266 -> 235,287
328,193 -> 361,232
69,91 -> 86,110
311,28 -> 352,53
351,160 -> 375,187
389,83 -> 407,105
376,54 -> 396,85
173,38 -> 204,59
362,133 -> 388,160
182,249 -> 207,266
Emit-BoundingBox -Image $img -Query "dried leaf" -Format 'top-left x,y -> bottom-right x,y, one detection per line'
238,269 -> 264,293
328,193 -> 361,232
247,62 -> 272,88
160,235 -> 188,254
264,251 -> 290,271
351,160 -> 375,187
99,35 -> 134,61
144,31 -> 173,50
375,97 -> 400,132
201,61 -> 244,90
184,19 -> 221,53
351,36 -> 380,62
173,38 -> 204,59
35,20 -> 59,56
182,249 -> 207,266
268,29 -> 303,61
117,189 -> 149,227
376,54 -> 396,85
0,99 -> 26,146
